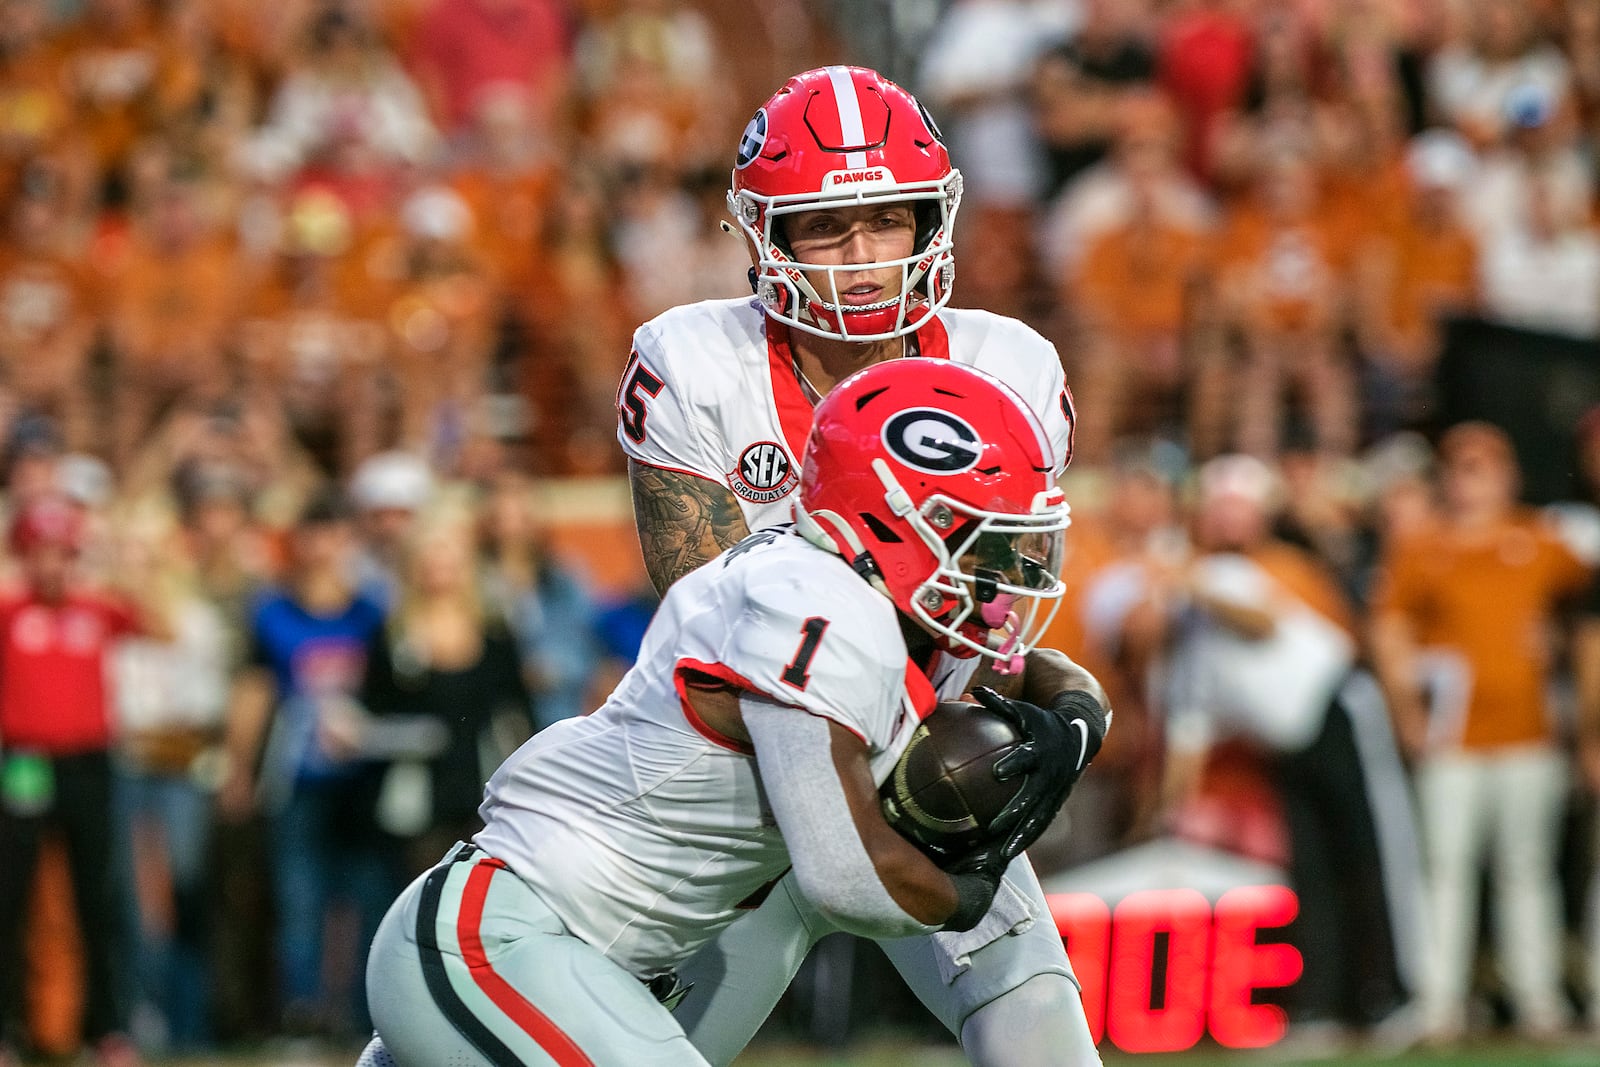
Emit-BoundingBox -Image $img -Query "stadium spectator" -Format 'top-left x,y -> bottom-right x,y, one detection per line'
408,0 -> 571,140
1158,455 -> 1420,1041
54,0 -> 163,185
385,185 -> 499,462
358,514 -> 532,873
1043,87 -> 1212,296
0,0 -> 73,192
1353,130 -> 1481,437
1461,78 -> 1591,248
106,169 -> 243,460
1064,96 -> 1220,459
918,0 -> 1075,317
1032,441 -> 1185,868
0,495 -> 169,1067
448,86 -> 559,291
573,0 -> 725,173
1154,0 -> 1254,181
217,487 -> 392,1041
348,450 -> 435,611
237,188 -> 390,472
611,161 -> 747,320
476,469 -> 599,730
109,517 -> 229,1053
1429,0 -> 1572,148
1030,0 -> 1157,200
1371,422 -> 1591,1042
247,6 -> 436,186
1477,155 -> 1600,339
517,166 -> 635,475
1217,143 -> 1356,457
0,169 -> 98,451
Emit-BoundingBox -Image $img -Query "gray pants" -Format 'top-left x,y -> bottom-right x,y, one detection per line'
365,847 -> 708,1066
672,856 -> 1100,1066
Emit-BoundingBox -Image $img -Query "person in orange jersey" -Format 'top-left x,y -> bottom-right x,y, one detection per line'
1371,422 -> 1591,1042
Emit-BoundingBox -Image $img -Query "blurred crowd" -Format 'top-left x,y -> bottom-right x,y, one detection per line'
1,0 -> 1600,1061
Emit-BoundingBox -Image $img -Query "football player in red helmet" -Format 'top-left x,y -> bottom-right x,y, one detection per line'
727,66 -> 960,343
358,360 -> 1105,1067
795,359 -> 1070,673
617,66 -> 1098,1067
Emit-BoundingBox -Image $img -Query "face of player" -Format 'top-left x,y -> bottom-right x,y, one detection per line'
781,203 -> 917,308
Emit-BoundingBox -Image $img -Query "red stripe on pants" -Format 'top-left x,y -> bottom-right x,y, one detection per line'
457,859 -> 596,1067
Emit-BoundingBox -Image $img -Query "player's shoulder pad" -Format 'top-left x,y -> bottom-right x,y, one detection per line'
721,535 -> 907,742
631,297 -> 768,386
939,306 -> 1061,362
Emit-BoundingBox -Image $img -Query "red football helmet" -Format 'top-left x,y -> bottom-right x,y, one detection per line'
794,360 -> 1070,671
728,66 -> 961,342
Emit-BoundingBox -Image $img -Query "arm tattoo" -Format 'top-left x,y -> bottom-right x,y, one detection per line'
630,460 -> 750,595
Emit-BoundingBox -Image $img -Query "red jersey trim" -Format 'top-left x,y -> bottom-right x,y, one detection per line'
911,314 -> 951,361
627,456 -> 726,485
903,658 -> 938,721
764,321 -> 817,462
673,658 -> 778,755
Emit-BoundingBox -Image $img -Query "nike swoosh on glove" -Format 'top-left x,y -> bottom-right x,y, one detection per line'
970,686 -> 1110,864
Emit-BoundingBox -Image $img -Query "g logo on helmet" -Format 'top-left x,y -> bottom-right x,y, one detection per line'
735,109 -> 768,170
882,408 -> 982,474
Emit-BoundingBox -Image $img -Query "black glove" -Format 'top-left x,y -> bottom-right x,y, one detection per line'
970,686 -> 1110,863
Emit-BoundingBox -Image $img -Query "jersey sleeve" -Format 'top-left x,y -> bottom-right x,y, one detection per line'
717,575 -> 906,752
1039,350 -> 1075,475
615,322 -> 724,481
996,317 -> 1076,474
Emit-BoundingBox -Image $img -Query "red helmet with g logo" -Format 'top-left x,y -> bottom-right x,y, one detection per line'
728,66 -> 961,342
794,360 -> 1069,670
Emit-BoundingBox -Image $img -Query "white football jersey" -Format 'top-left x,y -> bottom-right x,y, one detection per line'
616,297 -> 1076,534
474,529 -> 937,979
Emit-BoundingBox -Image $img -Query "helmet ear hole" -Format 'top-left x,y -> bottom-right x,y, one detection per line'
859,512 -> 903,543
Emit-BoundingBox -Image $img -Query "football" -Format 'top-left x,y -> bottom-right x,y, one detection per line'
880,698 -> 1027,862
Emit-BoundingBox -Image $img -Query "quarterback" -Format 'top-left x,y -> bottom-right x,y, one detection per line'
620,67 -> 1098,1064
357,360 -> 1108,1065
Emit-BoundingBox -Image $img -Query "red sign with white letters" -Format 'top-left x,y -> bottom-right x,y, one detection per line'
1047,885 -> 1302,1052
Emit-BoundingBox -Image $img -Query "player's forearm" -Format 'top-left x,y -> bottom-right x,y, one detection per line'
628,460 -> 750,594
745,702 -> 945,936
1017,647 -> 1109,712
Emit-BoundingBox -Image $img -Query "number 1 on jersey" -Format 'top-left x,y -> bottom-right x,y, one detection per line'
781,617 -> 830,690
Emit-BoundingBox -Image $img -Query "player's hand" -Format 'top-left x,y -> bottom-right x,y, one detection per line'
969,686 -> 1109,861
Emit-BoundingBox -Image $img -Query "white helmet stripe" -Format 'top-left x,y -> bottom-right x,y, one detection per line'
825,65 -> 870,169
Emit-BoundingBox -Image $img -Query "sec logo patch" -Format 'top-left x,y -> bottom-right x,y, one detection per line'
729,441 -> 798,504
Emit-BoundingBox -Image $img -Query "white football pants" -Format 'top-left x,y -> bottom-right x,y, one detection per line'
365,846 -> 710,1066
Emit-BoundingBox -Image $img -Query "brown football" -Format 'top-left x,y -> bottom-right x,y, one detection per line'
880,699 -> 1027,861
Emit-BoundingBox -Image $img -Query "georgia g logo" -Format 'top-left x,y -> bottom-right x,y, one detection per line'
881,408 -> 982,474
736,109 -> 768,169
